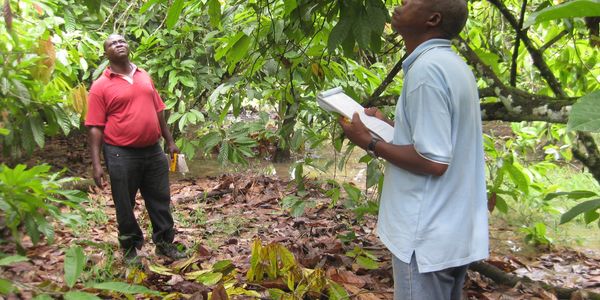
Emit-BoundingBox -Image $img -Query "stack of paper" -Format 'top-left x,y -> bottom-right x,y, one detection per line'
317,87 -> 394,143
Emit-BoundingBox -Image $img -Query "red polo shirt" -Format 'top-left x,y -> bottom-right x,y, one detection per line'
85,67 -> 166,147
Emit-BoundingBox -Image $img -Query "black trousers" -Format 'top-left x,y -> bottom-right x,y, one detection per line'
103,143 -> 175,250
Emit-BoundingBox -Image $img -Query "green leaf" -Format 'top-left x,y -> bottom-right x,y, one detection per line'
567,91 -> 600,132
32,294 -> 53,300
356,255 -> 379,270
168,112 -> 182,124
64,291 -> 102,300
64,245 -> 86,288
179,76 -> 196,88
179,59 -> 196,69
0,255 -> 28,266
495,195 -> 508,214
83,0 -> 102,12
524,0 -> 600,28
166,0 -> 185,29
89,282 -> 160,295
25,217 -> 41,245
282,195 -> 306,217
149,264 -> 177,276
327,280 -> 349,300
227,35 -> 251,69
584,210 -> 600,224
29,117 -> 45,148
268,288 -> 288,299
196,272 -> 222,286
366,159 -> 381,188
92,60 -> 109,80
212,260 -> 233,273
217,142 -> 229,165
504,163 -> 529,195
283,0 -> 298,15
0,278 -> 15,295
354,11 -> 371,49
64,9 -> 76,32
140,0 -> 164,13
53,106 -> 71,135
544,190 -> 598,201
328,19 -> 352,53
560,198 -> 600,224
0,128 -> 9,136
342,183 -> 362,206
208,0 -> 221,28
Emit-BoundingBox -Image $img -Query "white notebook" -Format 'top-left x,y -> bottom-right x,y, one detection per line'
317,87 -> 394,143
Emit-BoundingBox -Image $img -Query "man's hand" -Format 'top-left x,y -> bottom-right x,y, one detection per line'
365,107 -> 394,126
92,165 -> 107,189
166,142 -> 180,157
338,113 -> 372,150
365,107 -> 385,120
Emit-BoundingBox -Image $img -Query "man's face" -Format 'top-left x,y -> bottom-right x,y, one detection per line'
104,35 -> 129,62
391,0 -> 433,35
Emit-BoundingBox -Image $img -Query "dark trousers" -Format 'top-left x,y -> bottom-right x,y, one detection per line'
103,143 -> 175,250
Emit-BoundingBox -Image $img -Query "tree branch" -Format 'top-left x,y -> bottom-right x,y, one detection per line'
486,0 -> 566,98
365,52 -> 408,107
369,92 -> 576,123
540,29 -> 569,53
509,0 -> 527,87
454,38 -> 577,122
573,132 -> 600,183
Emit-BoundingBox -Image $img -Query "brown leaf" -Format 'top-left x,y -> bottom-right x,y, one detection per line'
488,192 -> 496,212
583,275 -> 600,288
258,279 -> 288,290
174,281 -> 210,295
3,0 -> 12,31
329,269 -> 367,288
210,284 -> 228,300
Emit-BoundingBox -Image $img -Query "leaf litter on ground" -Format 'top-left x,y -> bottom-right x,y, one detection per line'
1,134 -> 600,299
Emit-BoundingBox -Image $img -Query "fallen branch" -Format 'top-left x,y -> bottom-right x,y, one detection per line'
470,261 -> 600,300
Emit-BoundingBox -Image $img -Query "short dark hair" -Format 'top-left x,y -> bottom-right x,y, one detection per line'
103,33 -> 125,51
434,0 -> 468,39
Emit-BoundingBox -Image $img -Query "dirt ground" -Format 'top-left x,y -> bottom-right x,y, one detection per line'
1,131 -> 599,299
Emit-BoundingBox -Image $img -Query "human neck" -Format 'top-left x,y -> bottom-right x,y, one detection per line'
109,59 -> 132,75
403,32 -> 445,55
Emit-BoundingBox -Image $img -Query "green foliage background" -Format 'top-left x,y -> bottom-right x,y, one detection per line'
1,0 -> 600,250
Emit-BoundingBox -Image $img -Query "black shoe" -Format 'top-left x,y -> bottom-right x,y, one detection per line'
123,248 -> 142,266
155,243 -> 187,260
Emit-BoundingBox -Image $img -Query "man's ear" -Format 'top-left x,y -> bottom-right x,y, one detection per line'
426,12 -> 442,27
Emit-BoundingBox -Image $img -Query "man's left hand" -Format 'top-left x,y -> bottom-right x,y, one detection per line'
167,142 -> 180,157
338,113 -> 372,150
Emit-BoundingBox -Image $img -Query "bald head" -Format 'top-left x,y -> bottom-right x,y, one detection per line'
431,0 -> 468,39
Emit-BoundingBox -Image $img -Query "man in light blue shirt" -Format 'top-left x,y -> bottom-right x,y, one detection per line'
339,0 -> 489,299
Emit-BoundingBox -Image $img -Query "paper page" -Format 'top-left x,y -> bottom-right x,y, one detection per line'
317,92 -> 364,119
317,87 -> 395,143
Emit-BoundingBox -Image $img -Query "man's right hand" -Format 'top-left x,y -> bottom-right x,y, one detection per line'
92,165 -> 107,189
365,107 -> 394,127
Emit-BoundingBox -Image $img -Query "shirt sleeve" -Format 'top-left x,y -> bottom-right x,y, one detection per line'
84,86 -> 107,127
404,82 -> 452,164
150,79 -> 166,113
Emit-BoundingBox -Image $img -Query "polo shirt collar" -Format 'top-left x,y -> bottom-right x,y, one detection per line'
402,39 -> 451,74
103,63 -> 139,78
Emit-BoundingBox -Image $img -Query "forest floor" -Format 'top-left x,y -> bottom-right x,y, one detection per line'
1,131 -> 600,299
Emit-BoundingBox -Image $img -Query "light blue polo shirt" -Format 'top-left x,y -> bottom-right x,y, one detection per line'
377,39 -> 489,273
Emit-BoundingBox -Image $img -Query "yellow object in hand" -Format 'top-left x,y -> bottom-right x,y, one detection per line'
169,153 -> 178,172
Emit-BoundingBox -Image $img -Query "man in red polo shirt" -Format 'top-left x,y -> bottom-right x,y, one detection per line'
85,34 -> 186,264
